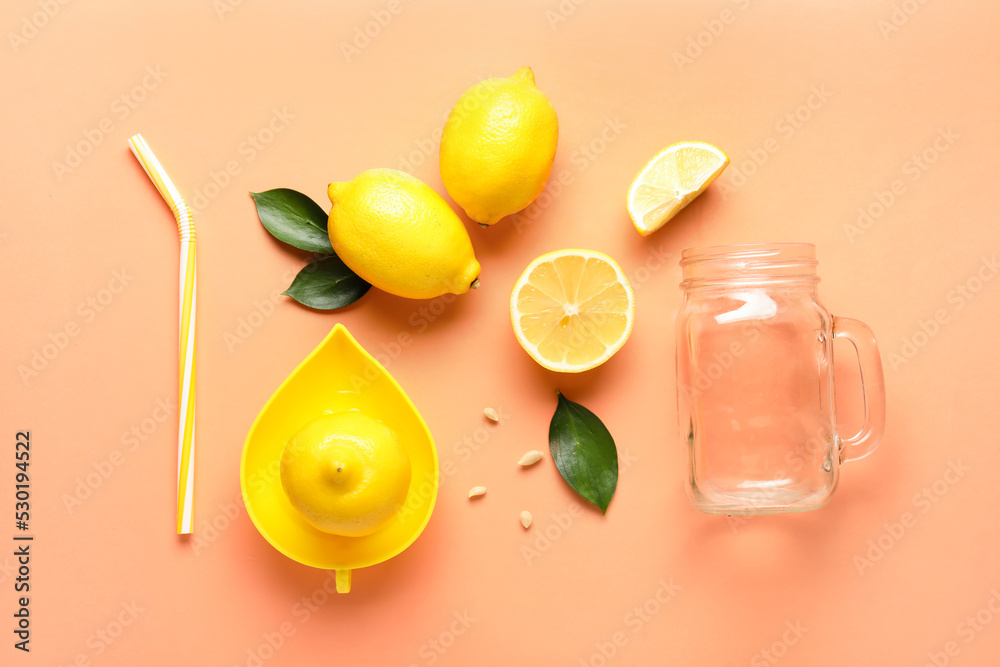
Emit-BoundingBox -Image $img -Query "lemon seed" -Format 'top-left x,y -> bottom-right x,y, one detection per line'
518,450 -> 544,466
468,486 -> 487,499
484,407 -> 500,422
520,511 -> 532,528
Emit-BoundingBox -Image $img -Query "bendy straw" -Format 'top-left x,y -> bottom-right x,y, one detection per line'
128,133 -> 197,535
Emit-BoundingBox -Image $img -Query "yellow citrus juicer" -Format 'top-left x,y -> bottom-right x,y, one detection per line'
241,324 -> 438,593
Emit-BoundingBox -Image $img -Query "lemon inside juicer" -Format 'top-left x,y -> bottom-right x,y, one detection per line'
240,324 -> 438,593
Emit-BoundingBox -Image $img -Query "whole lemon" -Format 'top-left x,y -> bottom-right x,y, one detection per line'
327,169 -> 481,299
440,66 -> 559,226
280,411 -> 411,537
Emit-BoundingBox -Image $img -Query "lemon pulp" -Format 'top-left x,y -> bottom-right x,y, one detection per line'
627,141 -> 729,235
510,249 -> 635,373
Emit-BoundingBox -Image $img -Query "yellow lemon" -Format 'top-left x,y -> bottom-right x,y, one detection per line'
280,411 -> 411,537
627,141 -> 729,236
440,66 -> 559,226
327,169 -> 481,299
510,249 -> 635,373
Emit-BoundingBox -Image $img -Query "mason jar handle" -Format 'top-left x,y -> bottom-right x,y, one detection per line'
833,316 -> 886,463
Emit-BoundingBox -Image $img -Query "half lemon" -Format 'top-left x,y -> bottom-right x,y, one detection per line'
510,249 -> 635,373
627,141 -> 729,236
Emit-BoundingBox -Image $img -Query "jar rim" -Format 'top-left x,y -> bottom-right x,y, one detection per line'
680,242 -> 820,289
680,242 -> 816,264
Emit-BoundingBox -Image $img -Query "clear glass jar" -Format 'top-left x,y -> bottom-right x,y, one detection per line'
676,243 -> 885,514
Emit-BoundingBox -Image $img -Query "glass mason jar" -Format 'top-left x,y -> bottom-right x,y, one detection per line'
675,243 -> 885,514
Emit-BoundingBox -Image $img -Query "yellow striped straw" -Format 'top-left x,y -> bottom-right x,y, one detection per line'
128,133 -> 197,535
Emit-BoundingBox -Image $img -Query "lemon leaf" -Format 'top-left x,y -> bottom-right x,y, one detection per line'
251,188 -> 334,254
548,390 -> 618,514
282,256 -> 371,310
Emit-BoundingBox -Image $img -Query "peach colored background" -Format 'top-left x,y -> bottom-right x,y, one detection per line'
4,0 -> 1000,665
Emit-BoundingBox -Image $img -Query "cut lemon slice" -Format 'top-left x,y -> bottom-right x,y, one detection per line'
627,141 -> 729,236
510,249 -> 635,373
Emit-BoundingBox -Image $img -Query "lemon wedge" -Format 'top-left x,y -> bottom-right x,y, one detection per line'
510,249 -> 634,373
627,141 -> 729,236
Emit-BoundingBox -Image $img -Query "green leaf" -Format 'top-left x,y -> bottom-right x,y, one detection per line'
548,390 -> 619,514
282,256 -> 371,310
250,189 -> 334,254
